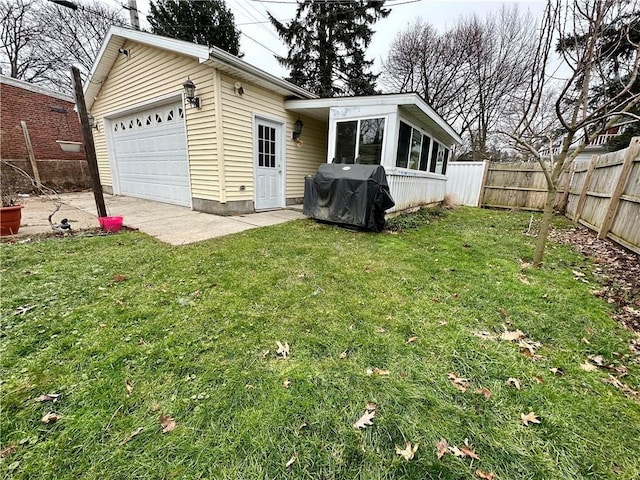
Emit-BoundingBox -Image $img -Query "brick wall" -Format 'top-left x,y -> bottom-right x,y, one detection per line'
0,80 -> 91,191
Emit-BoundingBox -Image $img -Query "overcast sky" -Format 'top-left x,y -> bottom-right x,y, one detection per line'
109,0 -> 546,79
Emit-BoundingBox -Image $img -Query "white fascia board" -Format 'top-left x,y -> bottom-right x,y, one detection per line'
208,46 -> 317,99
285,93 -> 462,145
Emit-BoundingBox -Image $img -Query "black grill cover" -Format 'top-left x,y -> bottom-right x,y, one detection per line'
303,164 -> 395,232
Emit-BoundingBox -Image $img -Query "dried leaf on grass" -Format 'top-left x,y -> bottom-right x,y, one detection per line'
474,387 -> 492,399
436,439 -> 448,459
520,411 -> 541,426
112,274 -> 129,283
549,367 -> 565,376
474,331 -> 497,340
365,402 -> 377,412
500,328 -> 525,342
339,350 -> 348,359
276,341 -> 290,359
375,327 -> 386,334
353,409 -> 375,429
41,412 -> 59,424
517,274 -> 531,284
476,469 -> 495,479
125,380 -> 134,396
603,375 -> 640,398
580,361 -> 598,372
448,372 -> 470,392
367,368 -> 390,376
285,451 -> 299,468
0,445 -> 17,458
460,445 -> 479,460
406,336 -> 418,344
159,414 -> 177,433
507,378 -> 521,390
283,379 -> 291,389
119,427 -> 143,445
34,393 -> 60,403
396,441 -> 419,461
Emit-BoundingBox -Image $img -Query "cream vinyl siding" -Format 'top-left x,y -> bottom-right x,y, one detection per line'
219,74 -> 327,201
90,41 -> 219,200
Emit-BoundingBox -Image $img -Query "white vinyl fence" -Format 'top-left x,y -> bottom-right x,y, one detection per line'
445,161 -> 488,206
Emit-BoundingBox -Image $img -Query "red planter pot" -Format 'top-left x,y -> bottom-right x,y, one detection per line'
0,205 -> 24,236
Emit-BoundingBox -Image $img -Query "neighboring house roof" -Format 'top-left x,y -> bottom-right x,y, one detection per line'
84,26 -> 318,110
0,74 -> 74,103
286,93 -> 463,146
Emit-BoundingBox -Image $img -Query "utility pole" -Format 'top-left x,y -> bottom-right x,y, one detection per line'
127,0 -> 140,30
71,66 -> 107,218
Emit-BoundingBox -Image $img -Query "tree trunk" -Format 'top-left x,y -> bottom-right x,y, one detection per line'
533,186 -> 556,267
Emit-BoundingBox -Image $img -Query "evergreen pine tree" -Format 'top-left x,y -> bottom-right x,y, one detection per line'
147,0 -> 241,56
270,1 -> 389,97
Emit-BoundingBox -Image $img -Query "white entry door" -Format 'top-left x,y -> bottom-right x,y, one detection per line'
254,118 -> 284,210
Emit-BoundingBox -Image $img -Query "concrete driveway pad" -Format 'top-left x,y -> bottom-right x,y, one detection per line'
16,192 -> 306,245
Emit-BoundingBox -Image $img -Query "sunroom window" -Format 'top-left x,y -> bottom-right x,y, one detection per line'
334,118 -> 385,165
397,121 -> 437,172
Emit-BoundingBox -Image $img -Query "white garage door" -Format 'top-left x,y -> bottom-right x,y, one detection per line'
111,101 -> 190,206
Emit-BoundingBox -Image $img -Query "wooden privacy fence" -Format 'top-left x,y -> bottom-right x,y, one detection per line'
477,137 -> 640,254
565,137 -> 640,254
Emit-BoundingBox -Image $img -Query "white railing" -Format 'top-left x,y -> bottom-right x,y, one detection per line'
386,169 -> 446,213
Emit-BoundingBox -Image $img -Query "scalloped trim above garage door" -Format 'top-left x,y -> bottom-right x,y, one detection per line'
111,102 -> 190,207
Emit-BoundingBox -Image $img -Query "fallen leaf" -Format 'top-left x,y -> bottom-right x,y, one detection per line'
276,341 -> 290,359
365,402 -> 377,412
119,426 -> 143,445
474,387 -> 492,399
517,274 -> 530,284
112,274 -> 129,282
572,269 -> 585,278
603,374 -> 624,389
367,368 -> 390,376
406,336 -> 418,344
438,321 -> 448,326
353,409 -> 375,429
518,339 -> 542,353
580,361 -> 598,372
476,469 -> 495,479
520,348 -> 544,361
549,367 -> 565,376
507,378 -> 521,390
532,376 -> 544,384
159,414 -> 177,433
520,411 -> 541,426
244,383 -> 255,389
283,379 -> 291,388
396,441 -> 419,461
339,350 -> 348,359
436,438 -> 448,459
448,373 -> 470,392
125,380 -> 134,396
588,354 -> 605,366
375,327 -> 386,334
500,328 -> 525,342
448,445 -> 465,457
285,451 -> 299,468
34,393 -> 60,403
0,445 -> 17,458
41,412 -> 58,424
460,446 -> 479,459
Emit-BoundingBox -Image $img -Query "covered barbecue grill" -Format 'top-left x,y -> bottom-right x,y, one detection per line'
303,163 -> 395,232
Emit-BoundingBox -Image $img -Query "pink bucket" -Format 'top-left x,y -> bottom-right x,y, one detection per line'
98,216 -> 124,232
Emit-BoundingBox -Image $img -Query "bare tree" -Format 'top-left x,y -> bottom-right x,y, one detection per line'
381,6 -> 538,160
0,0 -> 45,81
0,0 -> 124,93
504,0 -> 640,267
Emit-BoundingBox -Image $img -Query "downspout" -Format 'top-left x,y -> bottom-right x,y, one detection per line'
212,68 -> 227,203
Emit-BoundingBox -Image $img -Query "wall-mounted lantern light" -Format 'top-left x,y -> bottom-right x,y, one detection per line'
234,82 -> 244,95
87,113 -> 99,132
293,118 -> 304,140
183,78 -> 201,108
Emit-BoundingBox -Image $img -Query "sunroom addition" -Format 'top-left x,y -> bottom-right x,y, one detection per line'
285,93 -> 463,211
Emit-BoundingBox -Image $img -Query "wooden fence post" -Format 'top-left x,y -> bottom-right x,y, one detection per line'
573,155 -> 598,225
477,160 -> 491,207
21,121 -> 41,186
597,137 -> 640,239
558,162 -> 574,214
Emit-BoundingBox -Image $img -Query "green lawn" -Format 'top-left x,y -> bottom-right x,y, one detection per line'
1,207 -> 638,479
